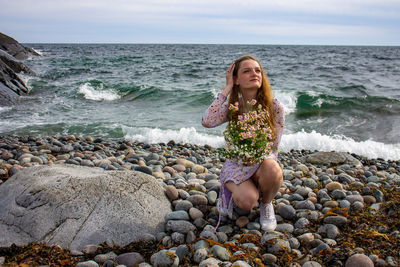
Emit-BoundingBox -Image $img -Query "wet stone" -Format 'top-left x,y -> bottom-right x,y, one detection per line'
278,204 -> 296,220
116,252 -> 145,267
211,245 -> 230,261
323,216 -> 348,227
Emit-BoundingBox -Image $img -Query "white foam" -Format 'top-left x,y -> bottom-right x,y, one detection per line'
0,106 -> 11,113
280,130 -> 400,161
32,48 -> 43,56
123,126 -> 225,148
275,91 -> 297,114
124,126 -> 400,160
78,83 -> 120,101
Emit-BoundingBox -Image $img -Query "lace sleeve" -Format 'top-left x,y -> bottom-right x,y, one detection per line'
202,93 -> 229,128
271,99 -> 285,158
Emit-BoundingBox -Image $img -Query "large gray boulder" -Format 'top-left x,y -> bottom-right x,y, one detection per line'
300,151 -> 362,168
0,165 -> 172,250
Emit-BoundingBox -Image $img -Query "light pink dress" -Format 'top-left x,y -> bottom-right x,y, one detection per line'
202,93 -> 285,218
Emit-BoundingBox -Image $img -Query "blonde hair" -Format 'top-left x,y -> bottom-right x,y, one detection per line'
228,55 -> 277,138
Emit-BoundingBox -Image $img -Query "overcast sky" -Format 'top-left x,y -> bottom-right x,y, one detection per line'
1,0 -> 399,45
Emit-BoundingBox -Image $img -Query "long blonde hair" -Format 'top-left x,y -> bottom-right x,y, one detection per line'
228,55 -> 277,138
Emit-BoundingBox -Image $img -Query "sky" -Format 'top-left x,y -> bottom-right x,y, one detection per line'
1,0 -> 400,45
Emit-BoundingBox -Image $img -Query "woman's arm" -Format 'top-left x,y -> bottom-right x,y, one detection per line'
201,93 -> 229,128
202,63 -> 235,128
271,99 -> 285,158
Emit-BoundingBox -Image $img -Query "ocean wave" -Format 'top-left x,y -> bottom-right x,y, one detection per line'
0,106 -> 12,113
276,91 -> 297,114
123,126 -> 400,160
123,126 -> 225,148
280,130 -> 400,161
78,82 -> 121,101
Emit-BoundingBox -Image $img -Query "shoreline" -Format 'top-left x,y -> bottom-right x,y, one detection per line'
0,134 -> 399,266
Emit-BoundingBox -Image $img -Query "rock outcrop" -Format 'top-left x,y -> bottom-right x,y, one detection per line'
0,165 -> 172,250
0,32 -> 38,106
300,151 -> 362,168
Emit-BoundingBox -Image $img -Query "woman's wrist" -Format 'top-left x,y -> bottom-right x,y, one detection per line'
221,86 -> 232,97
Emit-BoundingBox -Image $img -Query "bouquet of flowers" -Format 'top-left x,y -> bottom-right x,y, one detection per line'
222,99 -> 275,166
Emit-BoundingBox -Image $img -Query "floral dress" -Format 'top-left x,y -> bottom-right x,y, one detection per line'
202,93 -> 285,219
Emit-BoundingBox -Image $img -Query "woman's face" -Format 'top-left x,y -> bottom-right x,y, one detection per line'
235,59 -> 262,90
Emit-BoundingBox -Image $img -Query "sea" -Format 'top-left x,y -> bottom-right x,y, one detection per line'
1,44 -> 399,160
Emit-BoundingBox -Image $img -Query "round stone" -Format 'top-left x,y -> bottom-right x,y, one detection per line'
236,216 -> 249,228
294,217 -> 310,229
345,253 -> 374,267
351,201 -> 364,211
295,200 -> 315,210
165,210 -> 190,221
207,191 -> 218,205
76,260 -> 99,267
346,195 -> 364,204
187,194 -> 208,206
175,200 -> 193,211
193,248 -> 208,263
302,261 -> 322,267
323,216 -> 347,227
199,258 -> 221,267
325,182 -> 343,191
278,204 -> 296,220
165,185 -> 179,200
189,207 -> 204,220
211,245 -> 230,261
116,252 -> 145,267
276,223 -> 294,233
166,220 -> 196,234
331,189 -> 347,199
150,249 -> 179,267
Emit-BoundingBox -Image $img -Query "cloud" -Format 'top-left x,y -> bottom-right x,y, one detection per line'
1,0 -> 399,44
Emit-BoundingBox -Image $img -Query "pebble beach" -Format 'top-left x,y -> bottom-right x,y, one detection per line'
0,135 -> 399,267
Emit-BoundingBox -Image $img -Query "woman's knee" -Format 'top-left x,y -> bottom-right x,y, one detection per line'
259,160 -> 283,184
234,191 -> 258,210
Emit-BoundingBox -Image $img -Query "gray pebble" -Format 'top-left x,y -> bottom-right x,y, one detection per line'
94,251 -> 117,264
278,204 -> 296,220
351,201 -> 364,211
171,232 -> 185,244
193,240 -> 209,250
193,248 -> 208,263
331,189 -> 347,199
150,249 -> 179,267
231,260 -> 252,267
165,210 -> 190,221
175,200 -> 193,211
346,194 -> 364,204
323,216 -> 347,227
296,200 -> 315,210
276,223 -> 294,233
166,220 -> 196,234
295,217 -> 310,229
302,261 -> 322,267
116,252 -> 144,267
206,190 -> 218,205
200,230 -> 218,242
211,245 -> 230,260
199,257 -> 221,267
289,237 -> 300,249
76,261 -> 99,267
176,244 -> 190,261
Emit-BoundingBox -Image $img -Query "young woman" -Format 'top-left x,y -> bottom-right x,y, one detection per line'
202,55 -> 285,231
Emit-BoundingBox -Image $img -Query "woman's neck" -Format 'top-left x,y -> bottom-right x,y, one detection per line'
240,88 -> 257,104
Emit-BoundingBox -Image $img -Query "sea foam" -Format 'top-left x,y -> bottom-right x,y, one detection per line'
124,127 -> 400,160
78,83 -> 120,101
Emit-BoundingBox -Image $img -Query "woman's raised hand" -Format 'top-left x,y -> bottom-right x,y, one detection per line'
222,63 -> 235,97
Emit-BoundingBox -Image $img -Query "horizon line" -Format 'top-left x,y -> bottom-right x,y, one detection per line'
21,42 -> 400,47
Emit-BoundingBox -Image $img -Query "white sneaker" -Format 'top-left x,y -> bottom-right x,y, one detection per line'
259,201 -> 277,232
